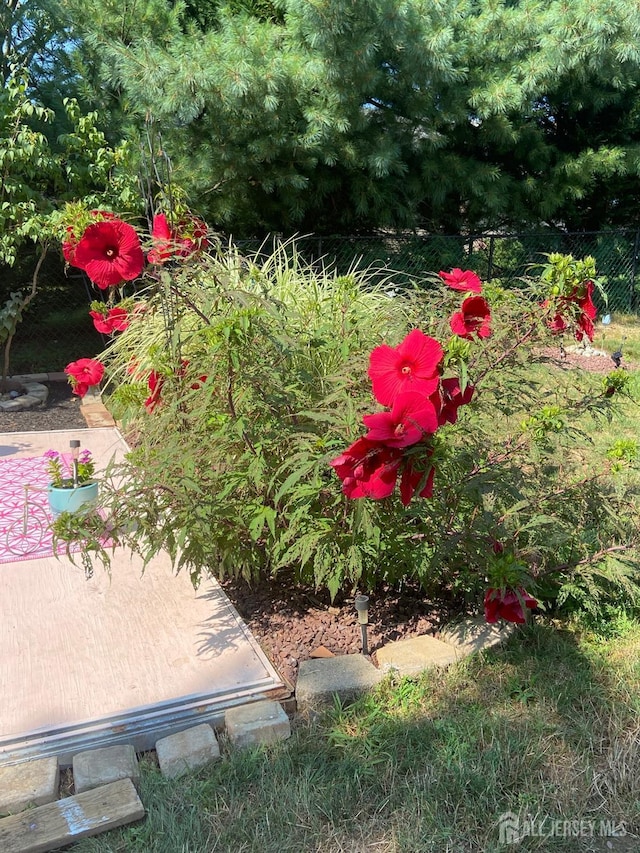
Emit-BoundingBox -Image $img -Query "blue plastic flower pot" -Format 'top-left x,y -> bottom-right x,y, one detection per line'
47,481 -> 99,516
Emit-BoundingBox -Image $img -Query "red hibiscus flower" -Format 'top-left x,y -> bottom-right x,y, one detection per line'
148,213 -> 209,264
177,358 -> 208,389
144,370 -> 164,413
180,215 -> 209,255
484,587 -> 537,624
436,377 -> 475,426
148,214 -> 173,265
89,306 -> 130,334
547,309 -> 568,333
330,438 -> 402,500
62,227 -> 78,265
575,312 -> 595,343
73,219 -> 144,289
143,361 -> 206,412
439,268 -> 482,293
362,390 -> 439,447
399,460 -> 435,506
450,295 -> 492,340
368,329 -> 443,407
578,281 -> 597,321
65,358 -> 105,398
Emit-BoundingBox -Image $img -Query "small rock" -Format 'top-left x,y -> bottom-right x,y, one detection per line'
309,645 -> 335,658
225,700 -> 291,748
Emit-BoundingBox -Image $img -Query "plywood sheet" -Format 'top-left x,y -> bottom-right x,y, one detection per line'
0,429 -> 285,763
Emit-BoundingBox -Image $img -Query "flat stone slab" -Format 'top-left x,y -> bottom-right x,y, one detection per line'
296,655 -> 383,712
439,616 -> 514,657
79,401 -> 116,427
0,756 -> 59,815
0,382 -> 48,411
225,700 -> 290,748
155,724 -> 220,779
73,745 -> 140,794
376,635 -> 458,676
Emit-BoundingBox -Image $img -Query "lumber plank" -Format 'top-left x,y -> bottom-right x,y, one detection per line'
0,778 -> 144,853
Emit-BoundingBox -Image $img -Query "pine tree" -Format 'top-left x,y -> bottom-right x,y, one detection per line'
48,0 -> 640,234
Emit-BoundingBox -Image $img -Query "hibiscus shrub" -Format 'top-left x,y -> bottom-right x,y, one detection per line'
55,233 -> 640,619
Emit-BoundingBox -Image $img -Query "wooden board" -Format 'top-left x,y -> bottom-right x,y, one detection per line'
0,778 -> 144,853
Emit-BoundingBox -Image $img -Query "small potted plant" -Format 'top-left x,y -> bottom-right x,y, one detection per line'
45,440 -> 99,515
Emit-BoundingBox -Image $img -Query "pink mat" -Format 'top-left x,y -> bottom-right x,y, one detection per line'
0,456 -> 85,564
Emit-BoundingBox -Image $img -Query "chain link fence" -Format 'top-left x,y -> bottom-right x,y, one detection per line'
2,229 -> 639,374
240,229 -> 640,316
0,249 -> 105,376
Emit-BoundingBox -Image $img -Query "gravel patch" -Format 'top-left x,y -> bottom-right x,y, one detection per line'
0,382 -> 87,433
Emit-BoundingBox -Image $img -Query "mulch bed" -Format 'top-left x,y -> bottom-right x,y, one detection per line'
539,346 -> 626,374
1,346 -> 627,687
219,574 -> 466,688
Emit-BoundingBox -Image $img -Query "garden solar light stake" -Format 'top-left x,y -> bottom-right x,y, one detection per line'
611,337 -> 625,368
355,595 -> 369,656
70,440 -> 81,487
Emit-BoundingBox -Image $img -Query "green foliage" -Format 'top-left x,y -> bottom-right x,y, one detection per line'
0,65 -> 139,377
0,66 -> 138,266
46,0 -> 640,234
521,404 -> 565,444
0,292 -> 29,345
539,253 -> 600,300
57,245 -> 640,618
0,68 -> 55,266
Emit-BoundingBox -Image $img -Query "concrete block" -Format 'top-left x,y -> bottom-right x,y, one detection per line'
296,655 -> 383,712
73,744 -> 140,794
0,757 -> 59,815
376,635 -> 458,676
155,724 -> 220,779
225,700 -> 291,748
439,616 -> 514,658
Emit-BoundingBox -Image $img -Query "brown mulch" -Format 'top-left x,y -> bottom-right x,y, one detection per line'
539,346 -> 626,374
219,574 -> 466,689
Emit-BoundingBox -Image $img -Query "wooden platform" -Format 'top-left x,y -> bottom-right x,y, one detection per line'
0,429 -> 287,767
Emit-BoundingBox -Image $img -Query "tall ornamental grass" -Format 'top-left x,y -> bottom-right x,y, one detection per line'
55,243 -> 640,618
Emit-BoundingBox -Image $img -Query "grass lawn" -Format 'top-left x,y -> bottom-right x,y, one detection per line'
592,315 -> 640,364
67,620 -> 640,853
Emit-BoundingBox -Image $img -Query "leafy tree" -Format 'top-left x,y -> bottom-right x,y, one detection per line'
47,0 -> 640,234
1,0 -> 82,127
0,66 -> 139,381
